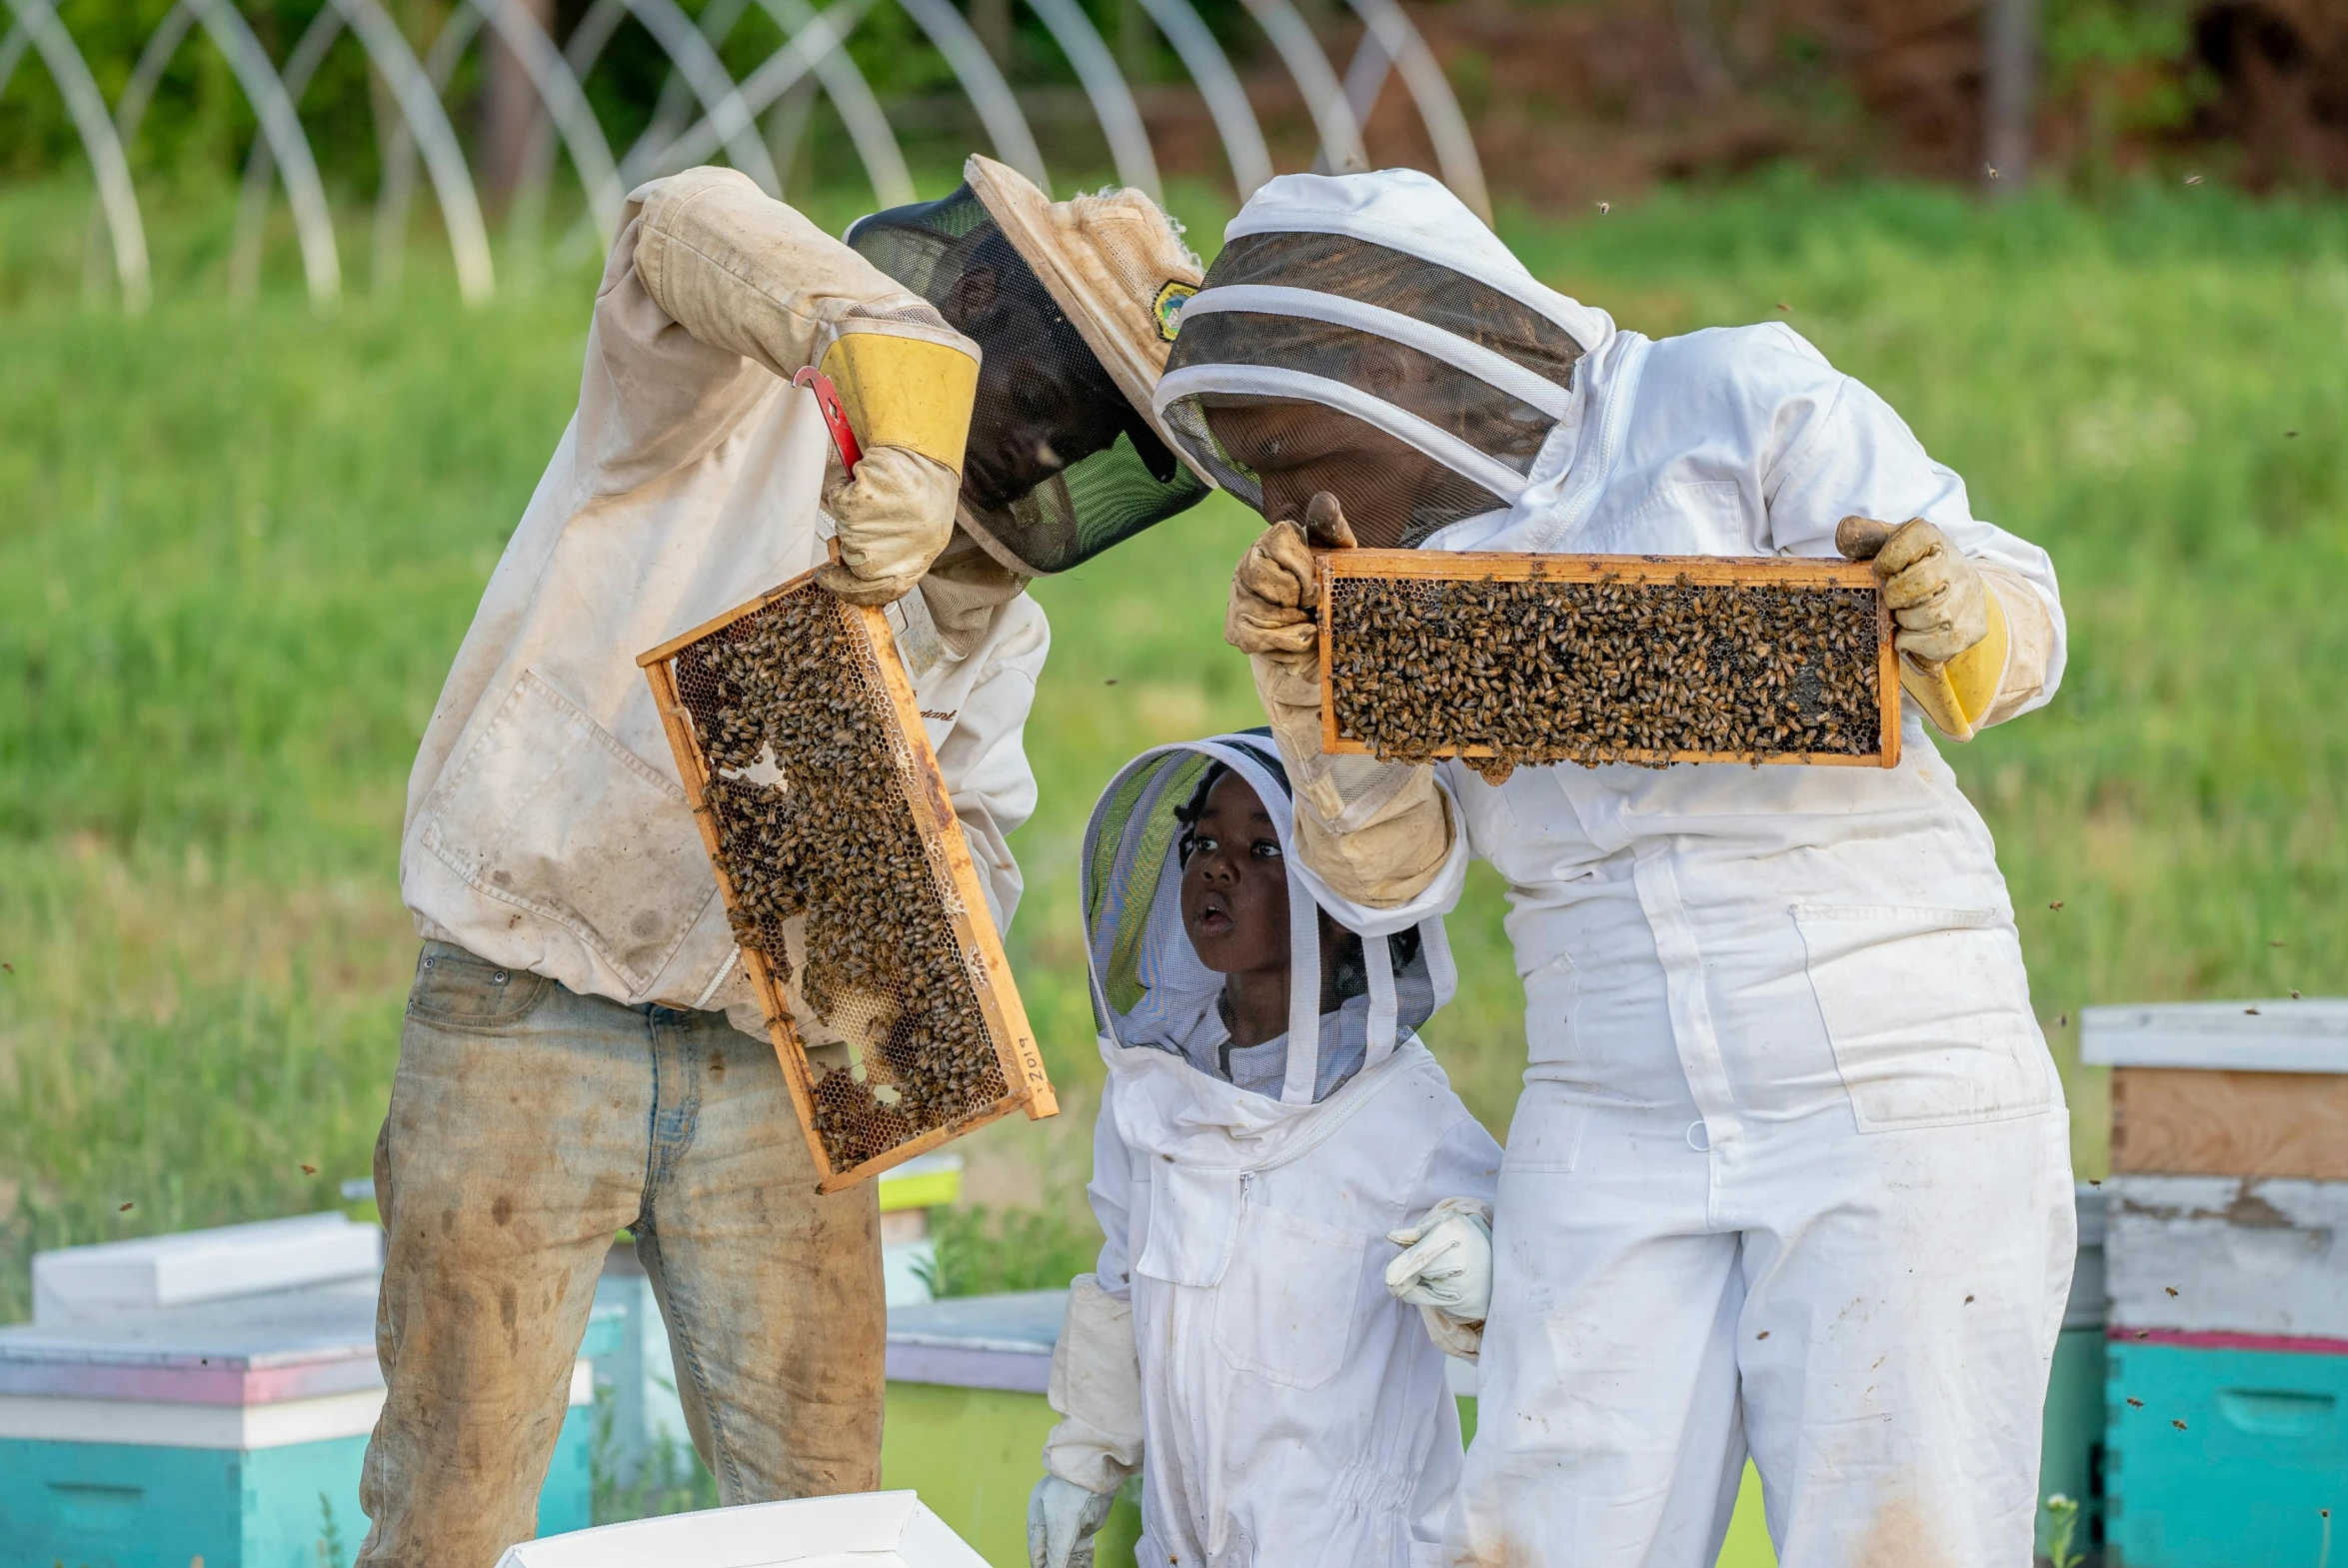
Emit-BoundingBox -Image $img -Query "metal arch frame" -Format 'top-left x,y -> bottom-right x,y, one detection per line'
1130,0 -> 1271,199
223,0 -> 494,305
605,0 -> 779,193
1023,0 -> 1158,200
530,0 -> 908,238
635,0 -> 895,192
2,0 -> 148,310
622,0 -> 758,178
461,0 -> 625,244
1335,0 -> 1489,223
500,0 -> 634,267
184,0 -> 343,308
94,0 -> 342,306
894,0 -> 1046,190
619,0 -> 908,205
747,0 -> 910,205
1235,0 -> 1364,176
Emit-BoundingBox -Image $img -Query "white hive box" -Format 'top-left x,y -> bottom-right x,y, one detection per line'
2104,1174 -> 2348,1342
2082,998 -> 2348,1179
1,1216 -> 601,1560
499,1490 -> 988,1567
32,1210 -> 383,1324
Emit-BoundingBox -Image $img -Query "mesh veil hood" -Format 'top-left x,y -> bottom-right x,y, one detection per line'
1081,733 -> 1454,1105
847,162 -> 1211,575
1156,169 -> 1616,548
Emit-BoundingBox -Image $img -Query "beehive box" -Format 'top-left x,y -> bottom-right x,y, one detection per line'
639,569 -> 1056,1191
1316,551 -> 1899,774
2086,1000 -> 2348,1180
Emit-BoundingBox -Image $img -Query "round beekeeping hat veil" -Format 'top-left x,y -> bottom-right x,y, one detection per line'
1155,169 -> 1610,547
846,156 -> 1211,575
1081,732 -> 1454,1105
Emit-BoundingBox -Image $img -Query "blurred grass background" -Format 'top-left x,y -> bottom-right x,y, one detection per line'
2,170 -> 2345,1315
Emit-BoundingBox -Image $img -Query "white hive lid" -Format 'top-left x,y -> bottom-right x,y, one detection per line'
31,1211 -> 384,1326
2080,999 -> 2348,1073
496,1490 -> 987,1566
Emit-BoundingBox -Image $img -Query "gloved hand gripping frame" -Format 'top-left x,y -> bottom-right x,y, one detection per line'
638,558 -> 1058,1192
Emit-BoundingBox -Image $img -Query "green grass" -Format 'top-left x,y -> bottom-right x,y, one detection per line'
2,170 -> 2345,1318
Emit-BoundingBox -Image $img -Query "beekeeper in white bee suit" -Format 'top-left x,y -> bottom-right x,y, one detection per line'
1029,732 -> 1500,1568
366,157 -> 1209,1564
1153,169 -> 2076,1568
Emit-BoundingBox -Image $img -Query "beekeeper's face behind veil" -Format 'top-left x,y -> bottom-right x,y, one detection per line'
1154,170 -> 1614,549
850,157 -> 1215,577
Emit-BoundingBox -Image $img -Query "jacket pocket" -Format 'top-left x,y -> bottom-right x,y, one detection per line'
1501,1078 -> 1589,1172
419,671 -> 715,996
407,945 -> 555,1030
1517,950 -> 1579,1070
1135,1162 -> 1243,1289
1211,1198 -> 1368,1391
1792,902 -> 2053,1132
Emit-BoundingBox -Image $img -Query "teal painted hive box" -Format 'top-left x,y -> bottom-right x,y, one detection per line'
0,1220 -> 607,1567
2105,1337 -> 2347,1568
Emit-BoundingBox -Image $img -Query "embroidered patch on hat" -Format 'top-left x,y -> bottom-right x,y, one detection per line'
1153,281 -> 1196,342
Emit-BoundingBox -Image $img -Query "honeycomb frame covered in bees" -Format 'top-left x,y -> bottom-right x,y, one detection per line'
638,566 -> 1056,1192
1317,550 -> 1901,772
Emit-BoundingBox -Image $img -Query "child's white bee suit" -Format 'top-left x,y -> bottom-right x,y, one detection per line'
1041,735 -> 1500,1568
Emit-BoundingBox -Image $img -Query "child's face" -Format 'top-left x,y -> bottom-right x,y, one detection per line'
1179,773 -> 1289,976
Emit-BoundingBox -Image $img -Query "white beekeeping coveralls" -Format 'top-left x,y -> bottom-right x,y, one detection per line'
1042,734 -> 1499,1568
400,168 -> 1048,1040
1158,172 -> 2076,1568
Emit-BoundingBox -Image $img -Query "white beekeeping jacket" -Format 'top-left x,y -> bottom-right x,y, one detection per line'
400,169 -> 1047,1039
1063,737 -> 1499,1568
1162,171 -> 2065,1133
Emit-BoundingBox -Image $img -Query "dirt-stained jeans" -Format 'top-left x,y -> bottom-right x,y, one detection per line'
355,941 -> 883,1566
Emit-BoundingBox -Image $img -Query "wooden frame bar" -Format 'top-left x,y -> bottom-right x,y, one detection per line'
640,566 -> 1056,1193
1315,550 -> 1901,770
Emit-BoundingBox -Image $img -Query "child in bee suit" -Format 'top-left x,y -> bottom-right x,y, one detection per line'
1028,732 -> 1501,1568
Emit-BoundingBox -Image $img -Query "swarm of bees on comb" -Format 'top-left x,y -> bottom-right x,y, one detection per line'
1327,575 -> 1883,779
672,582 -> 1008,1171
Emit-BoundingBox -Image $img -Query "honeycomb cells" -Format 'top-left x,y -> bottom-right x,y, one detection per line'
1326,575 -> 1883,775
671,583 -> 1008,1173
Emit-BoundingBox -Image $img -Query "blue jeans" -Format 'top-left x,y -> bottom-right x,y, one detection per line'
356,941 -> 883,1565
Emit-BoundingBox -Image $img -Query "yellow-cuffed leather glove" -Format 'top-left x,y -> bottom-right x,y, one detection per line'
816,445 -> 962,606
812,329 -> 981,606
1838,516 -> 2011,742
1227,496 -> 1452,907
1225,494 -> 1354,671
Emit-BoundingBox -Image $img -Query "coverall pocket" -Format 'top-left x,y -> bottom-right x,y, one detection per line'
418,670 -> 716,995
407,945 -> 554,1029
1212,1204 -> 1367,1391
1793,903 -> 2053,1131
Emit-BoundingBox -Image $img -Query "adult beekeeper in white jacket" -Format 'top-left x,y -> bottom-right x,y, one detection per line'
1030,733 -> 1500,1568
366,159 -> 1208,1564
1154,170 -> 2075,1568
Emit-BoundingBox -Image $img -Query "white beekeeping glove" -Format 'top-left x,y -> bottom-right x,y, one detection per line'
1028,1474 -> 1118,1568
1386,1196 -> 1493,1358
1030,1273 -> 1140,1565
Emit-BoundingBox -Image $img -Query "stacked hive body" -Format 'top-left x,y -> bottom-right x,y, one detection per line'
1316,551 -> 1900,776
640,569 -> 1056,1192
2083,1000 -> 2348,1568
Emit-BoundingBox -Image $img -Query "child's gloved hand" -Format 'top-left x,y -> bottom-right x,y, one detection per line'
1385,1196 -> 1493,1320
1028,1474 -> 1118,1568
